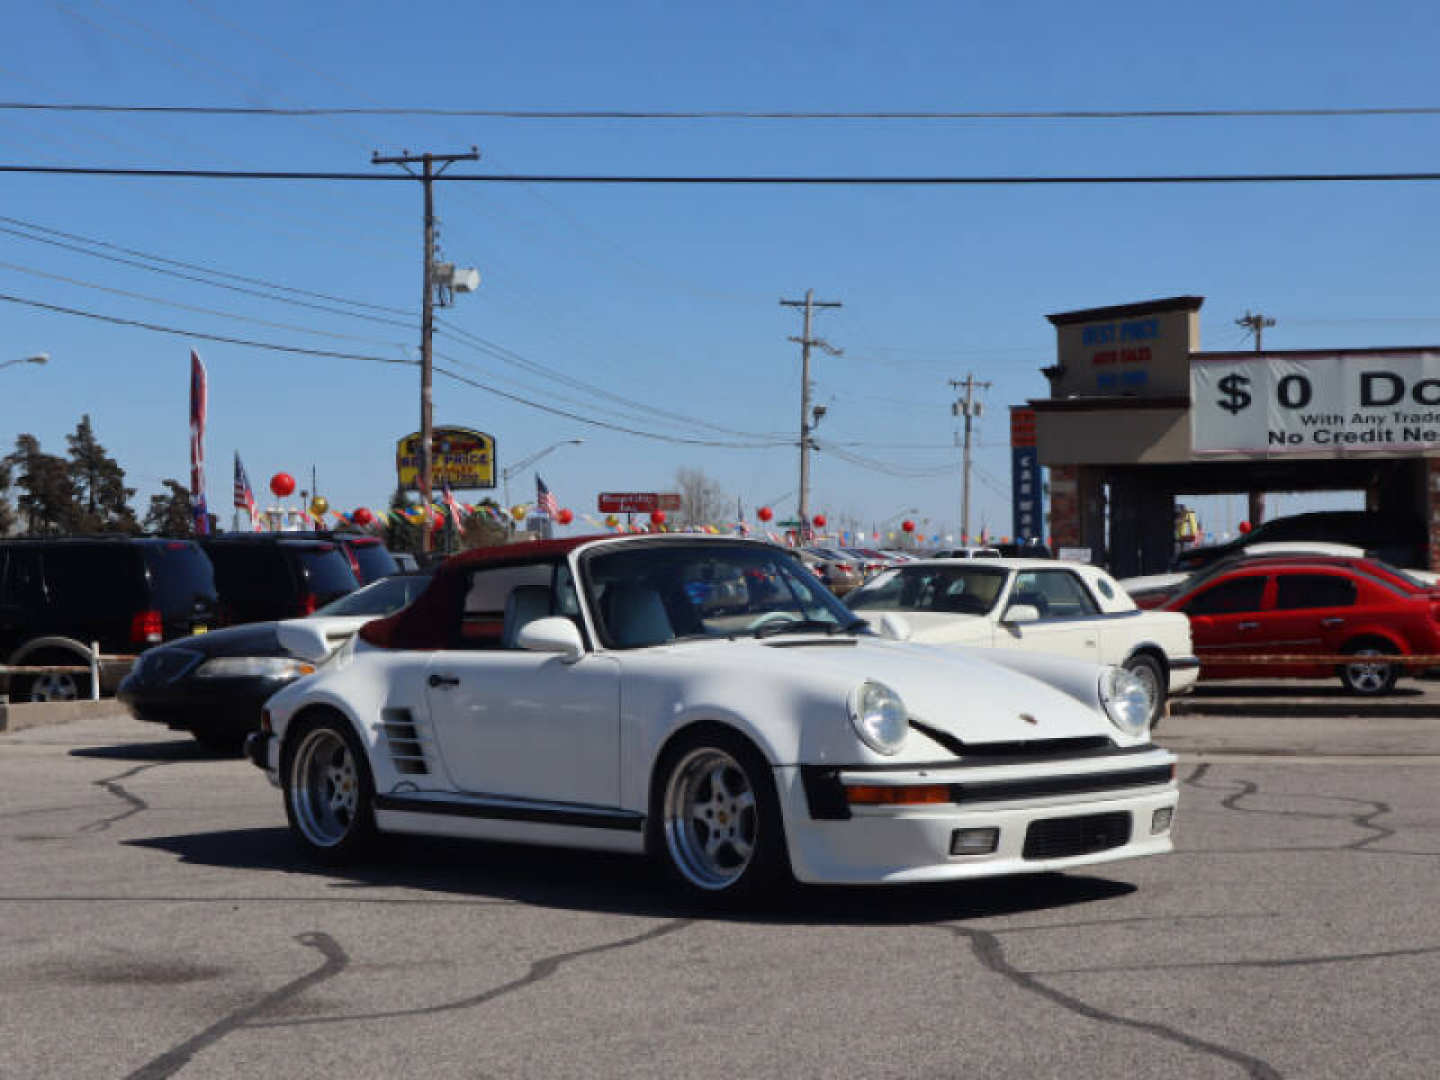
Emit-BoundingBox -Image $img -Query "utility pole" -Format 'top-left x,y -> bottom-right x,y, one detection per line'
780,289 -> 842,540
373,147 -> 479,552
1235,310 -> 1276,526
950,373 -> 991,543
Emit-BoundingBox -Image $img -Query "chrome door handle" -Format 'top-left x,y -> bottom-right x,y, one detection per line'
428,673 -> 460,688
1321,617 -> 1345,627
1237,621 -> 1260,630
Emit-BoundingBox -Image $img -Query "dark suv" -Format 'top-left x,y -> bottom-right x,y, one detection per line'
200,535 -> 360,625
1171,510 -> 1430,572
0,537 -> 218,701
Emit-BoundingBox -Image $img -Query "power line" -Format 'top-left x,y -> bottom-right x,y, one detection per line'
10,163 -> 1440,184
0,290 -> 413,364
0,214 -> 411,316
10,102 -> 1440,120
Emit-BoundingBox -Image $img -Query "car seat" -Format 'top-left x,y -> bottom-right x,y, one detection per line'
501,584 -> 554,649
603,584 -> 675,647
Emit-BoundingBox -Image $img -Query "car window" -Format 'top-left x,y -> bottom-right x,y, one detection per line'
847,565 -> 1007,615
296,546 -> 360,599
458,563 -> 553,649
1011,570 -> 1099,619
141,542 -> 218,616
314,574 -> 432,616
1184,576 -> 1266,615
1274,573 -> 1358,610
349,542 -> 399,583
0,548 -> 45,608
42,546 -> 146,616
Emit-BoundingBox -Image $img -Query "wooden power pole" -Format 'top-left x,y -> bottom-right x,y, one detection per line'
780,290 -> 842,540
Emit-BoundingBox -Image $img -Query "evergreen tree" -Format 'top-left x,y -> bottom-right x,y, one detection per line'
0,458 -> 14,537
460,498 -> 510,550
385,485 -> 422,555
9,434 -> 79,534
144,480 -> 194,536
66,415 -> 138,533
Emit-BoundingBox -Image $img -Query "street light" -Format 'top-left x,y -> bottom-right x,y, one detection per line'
1,353 -> 48,371
501,438 -> 584,508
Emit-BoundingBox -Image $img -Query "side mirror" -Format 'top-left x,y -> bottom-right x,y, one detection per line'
876,612 -> 912,641
516,617 -> 585,662
1002,604 -> 1041,625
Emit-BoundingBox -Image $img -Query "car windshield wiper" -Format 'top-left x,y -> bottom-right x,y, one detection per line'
753,617 -> 866,639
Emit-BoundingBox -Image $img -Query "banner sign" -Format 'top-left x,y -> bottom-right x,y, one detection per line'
1010,408 -> 1043,541
597,492 -> 683,514
1192,351 -> 1440,456
396,427 -> 496,490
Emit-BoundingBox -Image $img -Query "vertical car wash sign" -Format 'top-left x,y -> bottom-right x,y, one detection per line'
1192,350 -> 1440,455
1010,407 -> 1043,540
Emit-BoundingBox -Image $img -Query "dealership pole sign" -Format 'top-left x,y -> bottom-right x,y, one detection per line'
1192,351 -> 1440,455
396,427 -> 496,490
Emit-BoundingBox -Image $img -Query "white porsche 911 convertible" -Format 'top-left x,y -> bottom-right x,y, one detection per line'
246,535 -> 1178,902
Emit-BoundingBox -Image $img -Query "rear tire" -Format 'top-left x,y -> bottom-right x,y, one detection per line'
19,649 -> 91,703
648,726 -> 791,904
1123,653 -> 1166,729
1337,641 -> 1401,696
281,713 -> 377,863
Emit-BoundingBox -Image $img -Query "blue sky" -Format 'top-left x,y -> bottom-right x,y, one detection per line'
3,0 -> 1437,542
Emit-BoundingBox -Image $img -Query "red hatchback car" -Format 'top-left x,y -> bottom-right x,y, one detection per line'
1160,556 -> 1440,695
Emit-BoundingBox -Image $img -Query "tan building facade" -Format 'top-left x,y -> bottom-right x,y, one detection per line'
1030,296 -> 1440,576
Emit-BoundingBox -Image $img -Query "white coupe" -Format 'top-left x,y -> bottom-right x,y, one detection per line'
844,558 -> 1199,726
248,536 -> 1178,902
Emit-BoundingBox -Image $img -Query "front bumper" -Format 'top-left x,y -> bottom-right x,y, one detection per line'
117,673 -> 298,737
775,750 -> 1178,885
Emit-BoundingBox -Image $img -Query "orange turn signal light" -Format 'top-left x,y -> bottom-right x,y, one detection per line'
845,783 -> 950,806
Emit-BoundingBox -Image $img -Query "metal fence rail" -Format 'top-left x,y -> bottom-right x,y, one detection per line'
0,642 -> 139,702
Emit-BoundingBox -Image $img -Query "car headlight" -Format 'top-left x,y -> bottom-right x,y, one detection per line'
848,681 -> 909,755
1099,666 -> 1150,737
194,657 -> 316,680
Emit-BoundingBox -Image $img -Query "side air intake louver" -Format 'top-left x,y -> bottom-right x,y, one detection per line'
380,708 -> 429,775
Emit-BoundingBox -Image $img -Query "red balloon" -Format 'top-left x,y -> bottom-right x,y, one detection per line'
812,514 -> 827,528
757,506 -> 774,523
650,510 -> 667,526
1239,521 -> 1252,534
901,519 -> 916,533
351,507 -> 374,526
556,508 -> 574,525
269,472 -> 295,498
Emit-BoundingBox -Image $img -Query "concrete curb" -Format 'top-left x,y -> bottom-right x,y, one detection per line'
0,699 -> 125,734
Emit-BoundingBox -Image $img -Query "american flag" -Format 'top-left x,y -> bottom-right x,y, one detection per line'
441,476 -> 466,531
233,452 -> 258,529
535,474 -> 559,517
189,350 -> 209,535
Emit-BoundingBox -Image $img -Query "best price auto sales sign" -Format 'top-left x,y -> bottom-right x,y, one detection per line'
1192,351 -> 1440,455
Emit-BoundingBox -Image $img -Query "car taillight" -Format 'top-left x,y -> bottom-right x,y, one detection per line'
297,593 -> 317,616
835,563 -> 853,573
130,610 -> 163,645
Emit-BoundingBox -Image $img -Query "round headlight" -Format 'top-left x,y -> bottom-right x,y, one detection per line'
1099,666 -> 1150,737
848,681 -> 909,755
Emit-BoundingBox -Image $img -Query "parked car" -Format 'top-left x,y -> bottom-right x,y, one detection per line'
1124,543 -> 1375,607
0,537 -> 217,702
200,534 -> 360,625
119,571 -> 433,752
801,546 -> 864,596
1170,510 -> 1429,573
844,558 -> 1197,726
1159,555 -> 1440,694
246,535 -> 1177,902
277,530 -> 399,584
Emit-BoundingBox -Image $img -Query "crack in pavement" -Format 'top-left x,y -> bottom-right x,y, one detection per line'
935,922 -> 1283,1079
250,918 -> 693,1029
79,763 -> 157,834
1031,939 -> 1440,977
1185,763 -> 1396,849
124,931 -> 348,1080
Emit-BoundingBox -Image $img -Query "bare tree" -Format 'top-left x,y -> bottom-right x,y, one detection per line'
674,467 -> 729,527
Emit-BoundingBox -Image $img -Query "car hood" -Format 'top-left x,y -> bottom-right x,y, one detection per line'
641,633 -> 1117,744
276,614 -> 384,663
162,622 -> 282,658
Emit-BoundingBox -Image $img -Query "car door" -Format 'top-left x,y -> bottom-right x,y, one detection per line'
993,569 -> 1103,661
1179,573 -> 1271,678
1266,571 -> 1359,672
423,559 -> 622,808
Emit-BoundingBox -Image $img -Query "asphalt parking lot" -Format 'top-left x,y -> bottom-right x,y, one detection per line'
3,694 -> 1438,1080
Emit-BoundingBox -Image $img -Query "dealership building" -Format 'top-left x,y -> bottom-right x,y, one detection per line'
1024,295 -> 1440,576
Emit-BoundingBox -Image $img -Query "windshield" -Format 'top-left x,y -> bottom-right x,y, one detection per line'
313,573 -> 433,616
349,542 -> 400,583
584,542 -> 859,648
845,564 -> 1009,615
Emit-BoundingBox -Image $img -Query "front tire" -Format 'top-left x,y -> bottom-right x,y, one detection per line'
282,713 -> 377,863
649,727 -> 790,903
1123,653 -> 1166,729
1337,642 -> 1401,696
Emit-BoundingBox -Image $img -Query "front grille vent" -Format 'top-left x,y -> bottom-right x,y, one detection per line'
1023,811 -> 1132,860
380,708 -> 429,775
